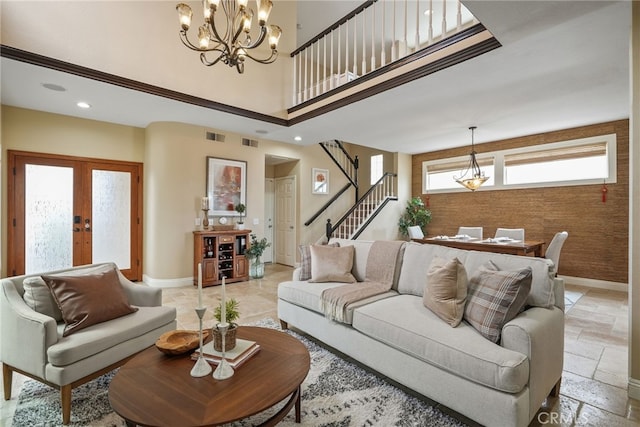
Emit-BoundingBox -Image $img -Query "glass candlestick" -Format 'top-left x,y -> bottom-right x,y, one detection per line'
212,322 -> 234,380
190,307 -> 212,377
202,209 -> 210,229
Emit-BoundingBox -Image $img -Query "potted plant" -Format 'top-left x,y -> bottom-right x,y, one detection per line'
398,196 -> 432,238
212,297 -> 240,351
245,233 -> 271,279
234,203 -> 246,229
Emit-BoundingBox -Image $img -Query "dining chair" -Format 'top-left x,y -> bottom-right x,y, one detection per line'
407,226 -> 424,239
494,228 -> 525,241
457,226 -> 483,240
545,231 -> 569,274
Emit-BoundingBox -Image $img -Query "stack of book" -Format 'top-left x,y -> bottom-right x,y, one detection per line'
191,338 -> 260,369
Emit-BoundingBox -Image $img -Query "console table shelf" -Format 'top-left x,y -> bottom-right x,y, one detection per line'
193,229 -> 250,286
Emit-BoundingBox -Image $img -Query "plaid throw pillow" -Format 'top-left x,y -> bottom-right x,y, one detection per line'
464,261 -> 532,343
298,242 -> 339,281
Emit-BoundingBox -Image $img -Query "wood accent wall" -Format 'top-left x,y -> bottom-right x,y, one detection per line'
411,120 -> 629,284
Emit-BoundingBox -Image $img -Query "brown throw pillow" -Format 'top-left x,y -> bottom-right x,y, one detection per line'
42,267 -> 138,336
308,244 -> 356,283
298,242 -> 339,281
423,257 -> 467,327
464,261 -> 532,343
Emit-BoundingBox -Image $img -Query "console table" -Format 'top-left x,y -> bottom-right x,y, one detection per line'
193,229 -> 251,287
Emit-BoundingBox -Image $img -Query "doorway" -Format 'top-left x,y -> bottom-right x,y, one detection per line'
7,151 -> 143,280
264,178 -> 274,263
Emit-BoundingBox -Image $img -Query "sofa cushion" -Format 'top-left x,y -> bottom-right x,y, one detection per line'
397,243 -> 469,296
47,305 -> 176,366
308,245 -> 356,283
464,262 -> 532,343
22,276 -> 63,321
328,239 -> 375,282
278,280 -> 396,324
298,242 -> 339,281
423,257 -> 467,327
43,267 -> 138,337
352,295 -> 529,393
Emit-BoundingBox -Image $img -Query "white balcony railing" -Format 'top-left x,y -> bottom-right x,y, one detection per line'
291,0 -> 479,107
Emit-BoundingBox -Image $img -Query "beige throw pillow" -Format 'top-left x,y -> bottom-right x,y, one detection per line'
22,276 -> 64,321
298,242 -> 339,281
42,267 -> 138,336
423,257 -> 468,327
308,244 -> 356,283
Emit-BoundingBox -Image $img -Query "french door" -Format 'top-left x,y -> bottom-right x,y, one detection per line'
7,151 -> 143,280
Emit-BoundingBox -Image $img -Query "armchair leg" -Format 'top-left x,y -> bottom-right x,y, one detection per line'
279,319 -> 288,330
550,377 -> 561,397
61,384 -> 72,425
3,363 -> 13,400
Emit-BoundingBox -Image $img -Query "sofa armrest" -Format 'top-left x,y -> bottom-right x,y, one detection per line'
292,267 -> 303,282
1,281 -> 58,378
116,271 -> 162,307
502,306 -> 564,420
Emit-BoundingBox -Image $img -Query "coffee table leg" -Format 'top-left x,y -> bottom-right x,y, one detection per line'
295,385 -> 301,423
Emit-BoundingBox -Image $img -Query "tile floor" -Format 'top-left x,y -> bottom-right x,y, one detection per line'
1,264 -> 638,426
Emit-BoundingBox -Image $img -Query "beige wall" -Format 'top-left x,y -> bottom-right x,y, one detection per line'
1,106 -> 404,283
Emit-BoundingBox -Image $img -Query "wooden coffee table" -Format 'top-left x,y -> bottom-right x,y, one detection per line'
109,326 -> 310,426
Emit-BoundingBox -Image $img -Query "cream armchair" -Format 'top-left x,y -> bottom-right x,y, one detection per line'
1,262 -> 176,425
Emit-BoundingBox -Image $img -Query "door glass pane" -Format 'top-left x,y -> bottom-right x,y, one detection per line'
25,165 -> 73,273
92,170 -> 131,268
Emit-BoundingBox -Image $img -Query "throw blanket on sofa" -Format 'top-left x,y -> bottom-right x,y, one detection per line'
321,240 -> 405,322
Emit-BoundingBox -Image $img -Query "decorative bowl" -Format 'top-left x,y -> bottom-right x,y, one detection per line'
155,329 -> 211,356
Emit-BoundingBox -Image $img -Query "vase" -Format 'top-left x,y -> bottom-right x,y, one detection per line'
250,258 -> 265,279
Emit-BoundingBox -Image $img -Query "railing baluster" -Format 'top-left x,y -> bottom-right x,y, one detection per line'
362,9 -> 366,75
330,30 -> 335,90
371,2 -> 376,71
353,13 -> 358,76
403,0 -> 407,57
316,40 -> 320,97
391,0 -> 397,61
457,0 -> 462,30
381,0 -> 386,66
428,0 -> 433,44
442,0 -> 447,36
323,36 -> 327,93
415,0 -> 420,52
303,49 -> 308,102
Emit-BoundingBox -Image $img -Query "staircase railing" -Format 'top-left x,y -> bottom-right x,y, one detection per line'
291,0 -> 478,106
319,140 -> 359,200
326,172 -> 397,240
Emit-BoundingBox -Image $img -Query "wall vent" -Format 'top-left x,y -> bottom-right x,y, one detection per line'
205,131 -> 226,142
242,138 -> 259,147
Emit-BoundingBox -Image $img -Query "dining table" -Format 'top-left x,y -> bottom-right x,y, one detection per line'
414,236 -> 545,257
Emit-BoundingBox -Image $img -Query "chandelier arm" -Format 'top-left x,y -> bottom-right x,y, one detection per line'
240,49 -> 277,64
241,26 -> 267,50
200,50 -> 229,67
208,21 -> 233,57
179,31 -> 206,51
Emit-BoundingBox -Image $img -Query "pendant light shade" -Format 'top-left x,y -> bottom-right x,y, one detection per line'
454,126 -> 489,191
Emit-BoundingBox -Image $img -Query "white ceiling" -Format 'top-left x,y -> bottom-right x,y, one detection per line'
0,1 -> 631,154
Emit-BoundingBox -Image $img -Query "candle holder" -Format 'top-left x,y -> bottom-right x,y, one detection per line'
190,307 -> 212,377
212,322 -> 234,380
202,209 -> 210,229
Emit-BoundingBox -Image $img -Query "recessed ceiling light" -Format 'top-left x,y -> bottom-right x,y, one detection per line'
294,136 -> 302,142
424,10 -> 432,16
76,102 -> 91,109
256,129 -> 268,135
42,83 -> 67,92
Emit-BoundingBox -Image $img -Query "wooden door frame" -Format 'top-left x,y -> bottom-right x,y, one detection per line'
7,150 -> 144,280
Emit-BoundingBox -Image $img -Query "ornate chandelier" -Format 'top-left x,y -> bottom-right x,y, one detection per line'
454,126 -> 490,191
176,0 -> 282,74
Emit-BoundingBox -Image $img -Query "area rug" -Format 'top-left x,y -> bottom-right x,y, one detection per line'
11,319 -> 467,427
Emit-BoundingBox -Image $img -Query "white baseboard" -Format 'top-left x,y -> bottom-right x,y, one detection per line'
560,275 -> 628,293
142,274 -> 192,288
629,378 -> 640,400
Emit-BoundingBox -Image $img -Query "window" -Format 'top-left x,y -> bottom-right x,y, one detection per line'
371,154 -> 383,185
422,134 -> 616,193
504,141 -> 608,185
423,156 -> 494,191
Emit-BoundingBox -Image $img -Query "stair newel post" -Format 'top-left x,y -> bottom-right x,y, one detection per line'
354,155 -> 359,202
326,219 -> 333,242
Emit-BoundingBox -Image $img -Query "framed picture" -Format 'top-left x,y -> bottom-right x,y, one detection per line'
206,157 -> 247,216
312,168 -> 329,194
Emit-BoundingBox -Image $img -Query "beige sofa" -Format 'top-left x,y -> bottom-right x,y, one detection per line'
278,239 -> 564,427
1,262 -> 176,424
